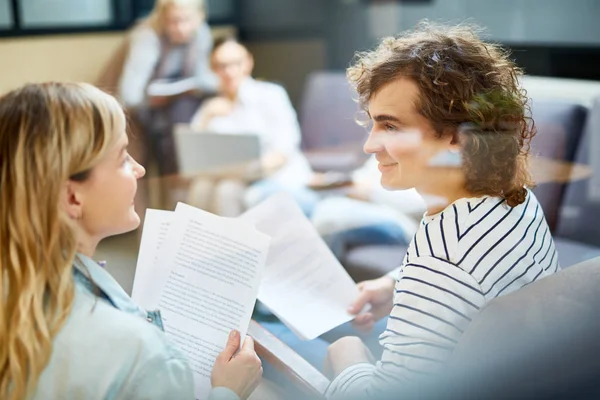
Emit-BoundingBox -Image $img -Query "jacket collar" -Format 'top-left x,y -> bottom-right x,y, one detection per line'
73,253 -> 146,319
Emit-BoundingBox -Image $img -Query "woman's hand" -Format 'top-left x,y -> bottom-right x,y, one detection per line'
260,152 -> 287,176
192,96 -> 235,130
349,276 -> 396,333
211,330 -> 263,399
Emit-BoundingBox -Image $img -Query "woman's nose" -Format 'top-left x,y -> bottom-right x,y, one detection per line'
363,131 -> 384,154
132,158 -> 146,179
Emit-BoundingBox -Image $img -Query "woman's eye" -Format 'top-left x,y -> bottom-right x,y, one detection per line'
384,123 -> 397,132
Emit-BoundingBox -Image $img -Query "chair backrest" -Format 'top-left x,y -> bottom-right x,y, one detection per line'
298,71 -> 367,151
95,38 -> 130,97
556,95 -> 600,245
528,99 -> 588,231
444,256 -> 600,399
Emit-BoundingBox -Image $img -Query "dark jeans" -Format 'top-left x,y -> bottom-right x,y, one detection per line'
323,222 -> 409,261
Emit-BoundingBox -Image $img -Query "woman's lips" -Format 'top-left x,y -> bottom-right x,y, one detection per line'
378,162 -> 398,172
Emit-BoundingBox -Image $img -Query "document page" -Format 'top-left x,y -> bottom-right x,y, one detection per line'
240,193 -> 363,340
131,209 -> 172,307
135,203 -> 270,399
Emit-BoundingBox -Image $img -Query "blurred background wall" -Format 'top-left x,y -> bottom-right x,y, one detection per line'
1,0 -> 599,103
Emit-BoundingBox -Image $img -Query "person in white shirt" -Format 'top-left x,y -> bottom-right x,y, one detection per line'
188,36 -> 317,216
119,0 -> 218,176
312,155 -> 426,260
319,22 -> 559,398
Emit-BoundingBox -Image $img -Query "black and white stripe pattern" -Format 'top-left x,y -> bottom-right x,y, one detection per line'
325,190 -> 558,397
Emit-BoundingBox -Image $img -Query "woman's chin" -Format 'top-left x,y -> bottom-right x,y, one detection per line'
381,177 -> 410,191
120,211 -> 141,233
129,211 -> 141,228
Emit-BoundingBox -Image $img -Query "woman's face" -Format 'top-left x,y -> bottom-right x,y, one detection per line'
67,112 -> 145,246
163,4 -> 201,44
211,41 -> 254,98
364,78 -> 460,192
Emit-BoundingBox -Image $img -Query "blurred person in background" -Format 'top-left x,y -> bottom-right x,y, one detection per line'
119,0 -> 217,176
312,154 -> 426,261
0,82 -> 261,400
188,36 -> 318,217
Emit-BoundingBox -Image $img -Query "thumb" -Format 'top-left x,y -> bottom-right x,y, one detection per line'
241,335 -> 255,353
218,330 -> 240,362
348,289 -> 372,314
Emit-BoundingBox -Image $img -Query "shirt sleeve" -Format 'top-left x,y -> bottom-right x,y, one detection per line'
207,387 -> 240,400
327,256 -> 486,398
120,353 -> 196,399
194,22 -> 218,92
386,266 -> 403,281
262,84 -> 302,155
119,27 -> 161,108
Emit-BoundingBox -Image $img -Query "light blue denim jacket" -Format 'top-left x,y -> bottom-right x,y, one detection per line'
32,254 -> 239,400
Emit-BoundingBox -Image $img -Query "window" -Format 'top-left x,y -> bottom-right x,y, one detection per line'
19,0 -> 113,28
0,0 -> 13,29
0,0 -> 238,37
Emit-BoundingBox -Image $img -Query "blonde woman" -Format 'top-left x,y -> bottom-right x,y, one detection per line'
0,83 -> 261,400
119,0 -> 217,175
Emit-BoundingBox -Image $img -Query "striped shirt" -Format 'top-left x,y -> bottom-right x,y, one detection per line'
325,190 -> 558,398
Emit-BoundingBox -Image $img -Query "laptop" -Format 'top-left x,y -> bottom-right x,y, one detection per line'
173,125 -> 262,177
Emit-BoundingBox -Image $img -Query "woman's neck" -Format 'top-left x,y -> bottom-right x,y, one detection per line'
416,170 -> 476,215
76,229 -> 99,258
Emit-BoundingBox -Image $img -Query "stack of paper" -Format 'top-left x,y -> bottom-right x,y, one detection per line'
132,193 -> 363,399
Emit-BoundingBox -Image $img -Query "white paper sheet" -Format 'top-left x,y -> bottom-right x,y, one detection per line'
240,193 -> 363,340
136,203 -> 270,399
131,209 -> 173,307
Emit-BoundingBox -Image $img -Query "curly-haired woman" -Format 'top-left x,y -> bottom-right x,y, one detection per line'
323,22 -> 559,397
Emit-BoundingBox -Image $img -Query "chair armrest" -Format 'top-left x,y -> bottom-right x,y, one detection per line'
249,320 -> 330,399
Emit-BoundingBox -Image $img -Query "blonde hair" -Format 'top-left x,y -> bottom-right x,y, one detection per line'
0,82 -> 124,399
148,0 -> 206,34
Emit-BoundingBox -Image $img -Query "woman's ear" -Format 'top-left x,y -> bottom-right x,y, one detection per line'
448,128 -> 462,153
244,52 -> 255,76
62,181 -> 84,220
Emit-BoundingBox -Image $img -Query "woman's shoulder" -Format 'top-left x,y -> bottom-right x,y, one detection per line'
128,23 -> 160,47
413,191 -> 541,260
455,189 -> 541,230
71,285 -> 186,359
34,286 -> 194,399
433,190 -> 537,226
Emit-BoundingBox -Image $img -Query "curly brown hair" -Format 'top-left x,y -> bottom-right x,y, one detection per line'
347,21 -> 535,207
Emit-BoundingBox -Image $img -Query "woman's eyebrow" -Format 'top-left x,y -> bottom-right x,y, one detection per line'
372,114 -> 404,124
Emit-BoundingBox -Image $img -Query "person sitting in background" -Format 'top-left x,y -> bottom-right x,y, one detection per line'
312,154 -> 426,261
318,22 -> 560,397
188,36 -> 317,217
119,0 -> 217,175
0,82 -> 261,400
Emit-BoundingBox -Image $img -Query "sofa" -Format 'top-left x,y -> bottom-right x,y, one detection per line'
298,72 -> 600,281
366,255 -> 600,400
